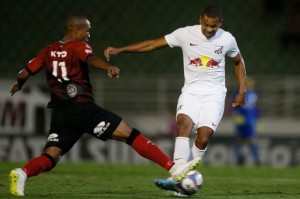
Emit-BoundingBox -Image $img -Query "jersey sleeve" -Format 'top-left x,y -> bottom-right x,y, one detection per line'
164,27 -> 185,48
226,36 -> 240,58
26,47 -> 48,74
75,42 -> 94,62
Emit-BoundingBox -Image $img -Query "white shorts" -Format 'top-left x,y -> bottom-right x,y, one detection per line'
176,91 -> 226,132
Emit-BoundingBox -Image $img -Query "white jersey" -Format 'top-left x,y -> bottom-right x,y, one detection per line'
165,25 -> 239,94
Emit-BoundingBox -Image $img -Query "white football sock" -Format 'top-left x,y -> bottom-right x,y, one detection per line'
191,143 -> 207,160
173,137 -> 190,164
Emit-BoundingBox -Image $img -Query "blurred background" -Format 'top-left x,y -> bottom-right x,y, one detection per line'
0,0 -> 299,167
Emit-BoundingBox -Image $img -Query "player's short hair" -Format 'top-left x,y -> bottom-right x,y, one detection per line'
202,5 -> 223,20
64,14 -> 88,33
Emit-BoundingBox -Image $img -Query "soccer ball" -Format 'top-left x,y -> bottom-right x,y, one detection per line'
175,170 -> 203,195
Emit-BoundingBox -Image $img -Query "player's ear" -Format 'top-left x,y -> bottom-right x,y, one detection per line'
75,28 -> 80,34
73,27 -> 81,37
199,15 -> 202,24
219,18 -> 223,27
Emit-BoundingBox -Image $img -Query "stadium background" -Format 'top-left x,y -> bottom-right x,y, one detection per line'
0,0 -> 299,166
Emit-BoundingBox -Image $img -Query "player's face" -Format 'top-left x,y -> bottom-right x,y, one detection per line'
77,20 -> 91,42
200,15 -> 222,38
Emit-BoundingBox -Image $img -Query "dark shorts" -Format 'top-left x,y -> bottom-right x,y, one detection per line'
236,125 -> 256,138
45,102 -> 122,154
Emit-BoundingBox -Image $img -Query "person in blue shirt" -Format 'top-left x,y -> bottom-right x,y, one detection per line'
232,77 -> 260,165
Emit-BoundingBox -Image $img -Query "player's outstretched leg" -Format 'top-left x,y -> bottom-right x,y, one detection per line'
154,178 -> 188,197
154,177 -> 177,191
9,168 -> 27,196
170,157 -> 202,181
155,157 -> 202,196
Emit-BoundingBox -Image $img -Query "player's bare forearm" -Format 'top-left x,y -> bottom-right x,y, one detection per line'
10,68 -> 30,96
233,54 -> 246,94
232,53 -> 246,107
88,55 -> 109,70
87,55 -> 120,78
120,38 -> 167,53
104,37 -> 167,60
235,65 -> 246,94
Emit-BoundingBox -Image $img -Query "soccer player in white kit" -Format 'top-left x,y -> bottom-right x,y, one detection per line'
105,5 -> 246,194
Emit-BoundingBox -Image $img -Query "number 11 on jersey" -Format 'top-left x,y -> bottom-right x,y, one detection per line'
52,61 -> 69,82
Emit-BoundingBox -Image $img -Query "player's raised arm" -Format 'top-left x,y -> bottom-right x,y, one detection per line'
232,53 -> 247,108
10,68 -> 31,96
104,37 -> 168,61
87,54 -> 120,78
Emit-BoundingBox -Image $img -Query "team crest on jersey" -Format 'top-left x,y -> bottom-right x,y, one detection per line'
94,121 -> 111,137
214,45 -> 223,54
47,133 -> 59,142
67,84 -> 78,98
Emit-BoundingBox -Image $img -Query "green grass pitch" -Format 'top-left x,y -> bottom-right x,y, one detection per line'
1,162 -> 300,198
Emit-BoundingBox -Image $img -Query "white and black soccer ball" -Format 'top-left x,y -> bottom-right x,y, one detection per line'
175,170 -> 203,195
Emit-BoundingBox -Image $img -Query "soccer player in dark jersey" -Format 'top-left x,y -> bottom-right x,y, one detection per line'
232,77 -> 260,165
9,15 -> 201,196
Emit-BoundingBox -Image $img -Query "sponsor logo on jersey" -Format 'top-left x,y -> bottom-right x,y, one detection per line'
50,51 -> 67,58
188,56 -> 219,69
93,121 -> 111,137
67,84 -> 78,98
47,133 -> 59,142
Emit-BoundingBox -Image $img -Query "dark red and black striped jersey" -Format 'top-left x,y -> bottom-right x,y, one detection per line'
26,40 -> 94,107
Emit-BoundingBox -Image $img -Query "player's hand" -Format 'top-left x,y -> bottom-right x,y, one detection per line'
232,93 -> 245,108
104,47 -> 120,61
108,66 -> 120,78
10,82 -> 21,96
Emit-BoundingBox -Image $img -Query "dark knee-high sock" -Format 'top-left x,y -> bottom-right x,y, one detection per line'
126,129 -> 174,170
249,143 -> 260,163
22,154 -> 56,177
